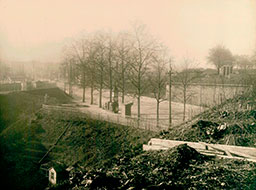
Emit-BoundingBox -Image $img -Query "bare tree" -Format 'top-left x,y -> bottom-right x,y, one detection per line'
115,32 -> 132,104
86,41 -> 98,105
72,39 -> 88,102
61,47 -> 77,96
105,34 -> 116,103
175,58 -> 203,121
94,33 -> 108,108
234,55 -> 255,88
72,37 -> 97,104
234,55 -> 253,70
129,24 -> 156,118
65,56 -> 78,97
207,45 -> 234,74
148,49 -> 169,126
168,59 -> 174,128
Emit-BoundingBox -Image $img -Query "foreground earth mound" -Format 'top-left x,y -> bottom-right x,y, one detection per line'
57,144 -> 256,190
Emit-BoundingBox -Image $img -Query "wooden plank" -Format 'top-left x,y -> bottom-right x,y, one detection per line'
145,138 -> 256,161
213,144 -> 256,159
149,138 -> 213,151
143,145 -> 168,151
199,142 -> 232,157
143,144 -> 256,162
143,145 -> 224,156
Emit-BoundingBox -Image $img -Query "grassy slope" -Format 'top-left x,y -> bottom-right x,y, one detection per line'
0,87 -> 72,132
36,109 -> 155,168
0,115 -> 48,189
0,105 -> 154,189
158,92 -> 256,147
0,88 -> 72,189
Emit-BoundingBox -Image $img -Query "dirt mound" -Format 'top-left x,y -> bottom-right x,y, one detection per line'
65,144 -> 207,189
63,144 -> 256,190
158,92 -> 256,147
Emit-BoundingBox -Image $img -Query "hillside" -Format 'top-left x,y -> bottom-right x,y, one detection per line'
1,87 -> 256,189
0,87 -> 72,132
59,90 -> 256,189
158,91 -> 256,147
0,106 -> 154,189
0,88 -> 73,189
37,109 -> 154,168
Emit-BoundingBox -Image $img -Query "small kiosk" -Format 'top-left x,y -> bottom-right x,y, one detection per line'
123,102 -> 133,117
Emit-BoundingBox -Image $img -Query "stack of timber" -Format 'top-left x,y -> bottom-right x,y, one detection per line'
143,138 -> 256,162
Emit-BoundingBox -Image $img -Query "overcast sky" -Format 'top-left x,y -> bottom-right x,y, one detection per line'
0,0 -> 255,67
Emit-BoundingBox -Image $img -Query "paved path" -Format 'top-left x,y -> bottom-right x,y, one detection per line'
56,82 -> 203,129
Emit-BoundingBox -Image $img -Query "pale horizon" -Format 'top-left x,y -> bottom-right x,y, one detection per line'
0,0 -> 255,68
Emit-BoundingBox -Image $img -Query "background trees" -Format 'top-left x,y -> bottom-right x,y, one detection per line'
148,48 -> 169,125
207,45 -> 234,74
72,39 -> 90,102
60,26 -> 172,122
174,58 -> 203,121
128,24 -> 157,118
115,32 -> 132,104
234,55 -> 253,70
94,33 -> 108,108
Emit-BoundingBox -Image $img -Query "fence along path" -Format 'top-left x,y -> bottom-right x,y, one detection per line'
42,104 -> 169,132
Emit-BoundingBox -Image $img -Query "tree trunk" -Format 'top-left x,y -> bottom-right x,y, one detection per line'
122,90 -> 125,103
91,84 -> 94,105
137,95 -> 140,119
99,74 -> 103,108
121,60 -> 125,104
82,70 -> 86,102
169,67 -> 172,128
137,71 -> 141,119
109,49 -> 113,103
99,85 -> 102,108
183,87 -> 186,121
156,100 -> 159,126
122,70 -> 125,103
110,73 -> 112,102
68,63 -> 72,97
82,86 -> 85,103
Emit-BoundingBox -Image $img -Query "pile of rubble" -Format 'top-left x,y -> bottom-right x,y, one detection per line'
51,144 -> 256,190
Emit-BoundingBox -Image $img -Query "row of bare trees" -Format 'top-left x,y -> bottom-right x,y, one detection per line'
60,24 -> 172,125
62,31 -> 256,125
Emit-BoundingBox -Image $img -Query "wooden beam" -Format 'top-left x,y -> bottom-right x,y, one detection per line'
144,138 -> 256,162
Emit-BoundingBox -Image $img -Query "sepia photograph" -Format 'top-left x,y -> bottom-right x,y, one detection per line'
0,0 -> 256,189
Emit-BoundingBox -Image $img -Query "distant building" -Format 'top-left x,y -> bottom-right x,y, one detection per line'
219,65 -> 233,77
